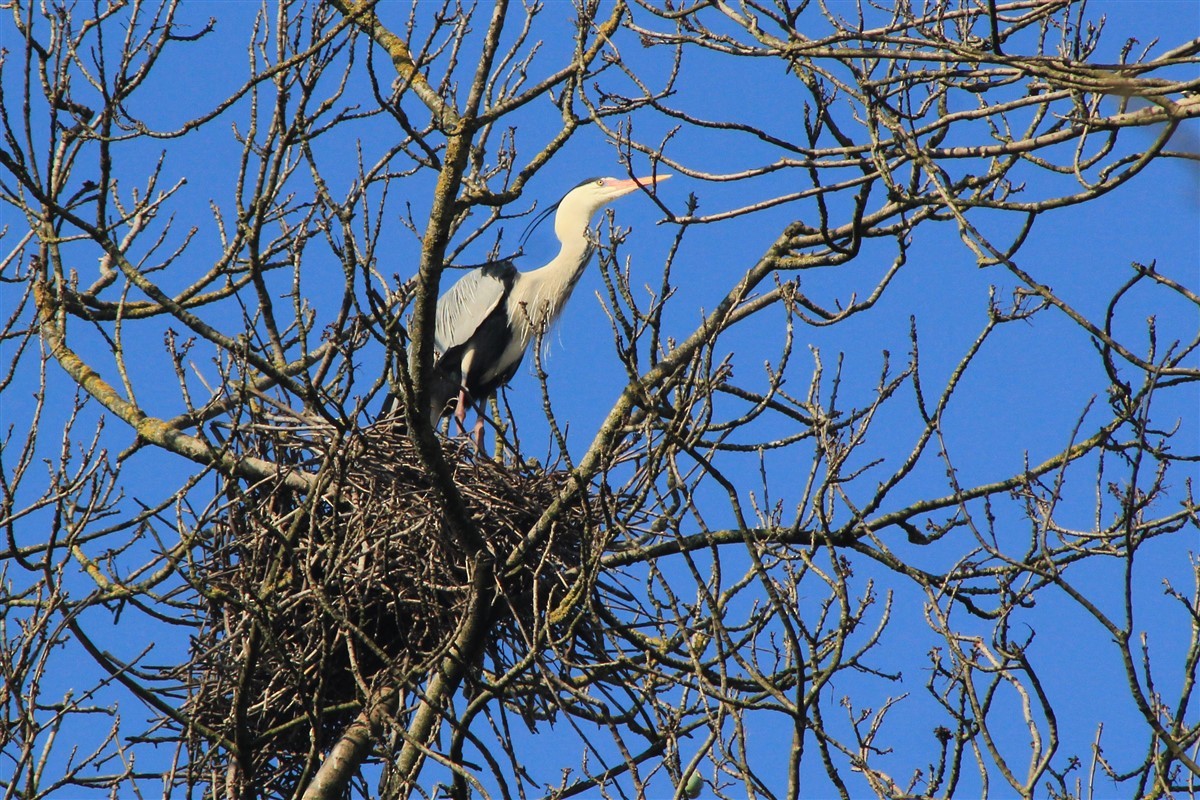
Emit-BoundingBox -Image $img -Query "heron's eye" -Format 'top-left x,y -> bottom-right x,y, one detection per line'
594,178 -> 604,186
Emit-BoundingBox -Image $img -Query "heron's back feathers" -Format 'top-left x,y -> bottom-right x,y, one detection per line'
431,261 -> 515,357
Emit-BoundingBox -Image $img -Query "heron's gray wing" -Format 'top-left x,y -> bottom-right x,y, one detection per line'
433,261 -> 516,355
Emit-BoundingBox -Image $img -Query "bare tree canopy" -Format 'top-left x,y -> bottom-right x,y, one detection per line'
2,0 -> 1198,798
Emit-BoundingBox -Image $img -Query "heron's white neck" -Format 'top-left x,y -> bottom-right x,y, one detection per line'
509,227 -> 595,344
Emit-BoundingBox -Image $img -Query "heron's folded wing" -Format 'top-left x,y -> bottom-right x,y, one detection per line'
432,261 -> 516,355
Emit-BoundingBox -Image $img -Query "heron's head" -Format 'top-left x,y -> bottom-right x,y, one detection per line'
553,174 -> 670,241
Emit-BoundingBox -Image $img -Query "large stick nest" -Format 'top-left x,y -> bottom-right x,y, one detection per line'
184,419 -> 602,780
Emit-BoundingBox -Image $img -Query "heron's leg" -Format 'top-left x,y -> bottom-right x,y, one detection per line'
471,414 -> 486,451
455,348 -> 476,437
454,386 -> 471,434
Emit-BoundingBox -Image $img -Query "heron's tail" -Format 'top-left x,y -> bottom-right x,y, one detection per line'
426,370 -> 460,429
378,384 -> 456,428
379,391 -> 402,420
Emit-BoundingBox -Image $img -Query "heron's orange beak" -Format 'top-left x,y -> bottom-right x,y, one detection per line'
608,174 -> 671,198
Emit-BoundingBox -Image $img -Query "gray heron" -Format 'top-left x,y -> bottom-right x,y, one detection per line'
391,174 -> 669,445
